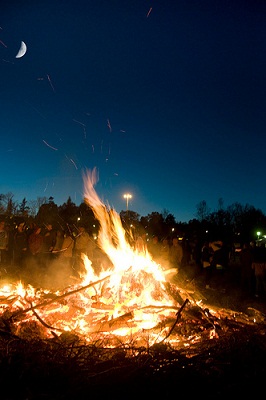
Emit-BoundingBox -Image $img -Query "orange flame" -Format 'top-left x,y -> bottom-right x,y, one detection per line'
0,168 -> 180,346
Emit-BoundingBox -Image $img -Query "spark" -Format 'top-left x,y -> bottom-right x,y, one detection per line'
2,59 -> 14,64
73,119 -> 87,139
26,101 -> 46,119
70,158 -> 78,170
42,140 -> 58,151
73,119 -> 86,127
0,40 -> 7,48
47,74 -> 55,92
107,119 -> 112,132
64,154 -> 78,170
120,129 -> 126,133
92,144 -> 95,153
147,7 -> 152,18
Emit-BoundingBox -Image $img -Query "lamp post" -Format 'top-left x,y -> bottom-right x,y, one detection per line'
123,193 -> 132,214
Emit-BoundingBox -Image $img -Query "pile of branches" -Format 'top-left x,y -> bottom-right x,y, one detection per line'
0,322 -> 265,399
0,287 -> 265,399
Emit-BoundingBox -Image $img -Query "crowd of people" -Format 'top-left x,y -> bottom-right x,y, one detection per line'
195,239 -> 266,300
0,219 -> 99,286
0,218 -> 266,300
146,234 -> 266,300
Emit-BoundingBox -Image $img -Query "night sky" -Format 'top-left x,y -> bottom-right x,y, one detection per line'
1,0 -> 266,222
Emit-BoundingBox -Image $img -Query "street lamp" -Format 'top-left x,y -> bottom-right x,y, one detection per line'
123,193 -> 132,212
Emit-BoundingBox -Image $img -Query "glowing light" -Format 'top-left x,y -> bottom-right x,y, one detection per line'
123,193 -> 132,211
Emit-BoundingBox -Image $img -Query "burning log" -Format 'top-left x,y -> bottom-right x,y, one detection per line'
162,298 -> 190,340
87,311 -> 135,333
9,275 -> 111,320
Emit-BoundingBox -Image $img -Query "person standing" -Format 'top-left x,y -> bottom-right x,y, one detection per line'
147,235 -> 162,264
201,241 -> 214,289
252,247 -> 266,298
28,226 -> 43,269
58,231 -> 75,271
209,240 -> 230,289
41,223 -> 57,269
13,222 -> 28,272
169,237 -> 183,273
159,238 -> 170,270
239,242 -> 255,296
0,220 -> 9,268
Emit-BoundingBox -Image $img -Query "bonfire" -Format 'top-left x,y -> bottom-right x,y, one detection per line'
0,168 -> 265,398
1,168 -> 265,343
0,169 -> 186,345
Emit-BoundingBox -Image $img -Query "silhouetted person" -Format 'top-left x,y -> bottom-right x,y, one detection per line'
41,223 -> 57,269
159,238 -> 170,270
0,220 -> 9,268
57,230 -> 75,275
13,222 -> 28,272
169,237 -> 183,272
201,241 -> 214,289
252,246 -> 266,298
147,235 -> 162,264
239,242 -> 255,296
28,226 -> 43,270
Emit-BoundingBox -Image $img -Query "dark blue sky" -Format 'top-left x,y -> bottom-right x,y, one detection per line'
1,0 -> 266,222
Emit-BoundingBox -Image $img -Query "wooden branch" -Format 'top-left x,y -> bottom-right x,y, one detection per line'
87,304 -> 179,334
161,298 -> 190,341
31,307 -> 64,332
11,274 -> 111,319
88,311 -> 135,333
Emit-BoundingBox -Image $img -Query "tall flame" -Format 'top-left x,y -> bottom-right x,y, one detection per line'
0,168 -> 179,346
81,168 -> 176,323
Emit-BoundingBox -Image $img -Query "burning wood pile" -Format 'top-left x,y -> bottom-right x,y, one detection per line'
0,169 -> 265,398
1,270 -> 265,398
1,268 -> 265,346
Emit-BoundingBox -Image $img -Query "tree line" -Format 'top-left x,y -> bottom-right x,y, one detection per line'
1,193 -> 266,246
